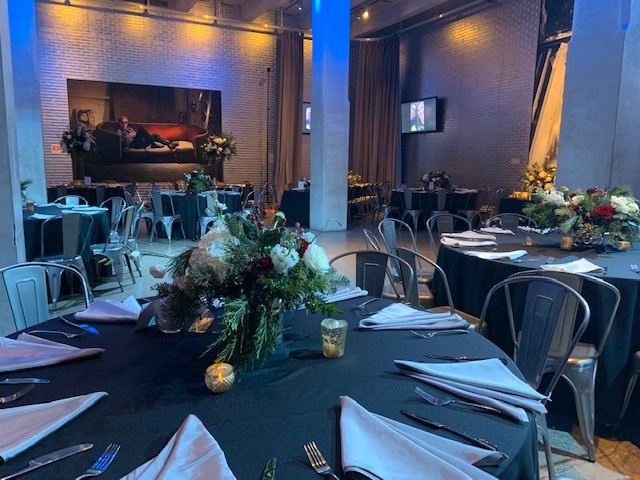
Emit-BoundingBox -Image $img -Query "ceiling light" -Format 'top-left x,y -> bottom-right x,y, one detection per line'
438,13 -> 444,19
298,4 -> 302,11
362,9 -> 369,20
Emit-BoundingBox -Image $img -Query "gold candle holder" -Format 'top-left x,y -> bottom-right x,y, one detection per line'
26,202 -> 35,212
617,240 -> 631,252
560,235 -> 573,251
205,363 -> 235,393
320,318 -> 348,358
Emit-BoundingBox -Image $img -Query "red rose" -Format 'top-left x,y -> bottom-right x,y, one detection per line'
249,256 -> 274,275
298,238 -> 310,257
594,205 -> 613,219
569,193 -> 576,199
584,213 -> 592,222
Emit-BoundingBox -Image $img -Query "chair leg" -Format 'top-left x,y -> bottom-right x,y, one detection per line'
73,260 -> 94,302
563,366 -> 597,462
161,220 -> 173,244
536,413 -> 556,480
620,372 -> 639,420
112,256 -> 125,293
150,220 -> 157,243
179,219 -> 186,241
124,255 -> 136,284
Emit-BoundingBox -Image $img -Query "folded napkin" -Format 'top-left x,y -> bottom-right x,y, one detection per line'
0,334 -> 104,373
440,237 -> 497,248
322,287 -> 368,303
74,296 -> 141,323
29,213 -> 57,220
441,231 -> 497,241
35,202 -> 62,207
0,392 -> 107,462
453,188 -> 478,194
517,226 -> 553,235
480,227 -> 515,235
395,359 -> 547,423
540,258 -> 604,274
340,396 -> 500,480
121,414 -> 236,479
358,303 -> 467,330
463,250 -> 527,261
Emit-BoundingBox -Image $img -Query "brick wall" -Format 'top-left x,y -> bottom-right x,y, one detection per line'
399,0 -> 541,190
36,2 -> 278,186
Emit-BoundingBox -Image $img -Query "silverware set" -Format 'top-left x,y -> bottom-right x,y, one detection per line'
0,378 -> 48,405
28,317 -> 99,339
423,353 -> 508,365
411,329 -> 470,338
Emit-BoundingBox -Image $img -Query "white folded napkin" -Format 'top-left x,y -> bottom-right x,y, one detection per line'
480,227 -> 515,235
0,392 -> 107,462
463,250 -> 527,261
322,287 -> 368,303
74,296 -> 142,323
395,359 -> 547,423
0,334 -> 104,373
340,396 -> 499,480
517,226 -> 553,235
29,213 -> 57,220
121,414 -> 236,479
540,258 -> 604,273
440,237 -> 497,248
34,203 -> 60,207
358,303 -> 467,330
453,188 -> 478,194
441,231 -> 497,241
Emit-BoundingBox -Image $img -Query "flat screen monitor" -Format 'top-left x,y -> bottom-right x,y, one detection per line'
401,97 -> 437,133
302,102 -> 311,134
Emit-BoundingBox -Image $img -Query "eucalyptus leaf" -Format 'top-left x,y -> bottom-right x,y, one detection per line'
261,457 -> 276,480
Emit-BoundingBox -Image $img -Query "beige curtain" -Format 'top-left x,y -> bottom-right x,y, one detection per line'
275,31 -> 304,191
351,36 -> 400,184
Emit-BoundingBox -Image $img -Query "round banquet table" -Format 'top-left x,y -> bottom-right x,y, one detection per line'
433,231 -> 640,444
390,189 -> 477,225
1,298 -> 538,479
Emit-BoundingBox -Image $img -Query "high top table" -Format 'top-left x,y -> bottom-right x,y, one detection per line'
433,231 -> 640,443
0,299 -> 537,479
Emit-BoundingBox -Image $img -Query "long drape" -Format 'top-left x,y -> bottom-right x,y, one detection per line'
274,31 -> 304,191
351,36 -> 400,185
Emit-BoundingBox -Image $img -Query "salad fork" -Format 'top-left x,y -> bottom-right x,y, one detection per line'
74,443 -> 120,479
303,442 -> 339,480
28,330 -> 86,339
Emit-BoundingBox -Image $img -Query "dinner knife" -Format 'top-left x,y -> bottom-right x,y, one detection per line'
0,378 -> 50,385
0,443 -> 93,480
423,354 -> 509,365
61,317 -> 99,335
400,410 -> 499,451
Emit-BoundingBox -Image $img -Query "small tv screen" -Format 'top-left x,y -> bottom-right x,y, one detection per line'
302,102 -> 311,134
401,97 -> 437,133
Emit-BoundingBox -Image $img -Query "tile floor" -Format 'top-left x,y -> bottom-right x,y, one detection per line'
53,220 -> 639,480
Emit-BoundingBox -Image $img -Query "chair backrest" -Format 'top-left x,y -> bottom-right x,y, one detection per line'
486,213 -> 537,230
433,189 -> 450,212
40,213 -> 93,261
363,229 -> 382,251
118,205 -> 137,246
243,189 -> 263,211
378,218 -> 418,253
151,190 -> 174,217
53,195 -> 88,206
205,191 -> 219,214
509,270 -> 620,360
231,185 -> 241,193
329,250 -> 414,300
130,202 -> 145,239
101,196 -> 127,230
123,190 -> 135,206
403,189 -> 415,210
0,262 -> 91,332
425,213 -> 472,256
477,275 -> 590,395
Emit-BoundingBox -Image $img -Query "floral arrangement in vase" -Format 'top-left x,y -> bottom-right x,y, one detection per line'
155,205 -> 348,371
347,171 -> 363,186
421,169 -> 452,190
61,125 -> 96,153
202,132 -> 237,164
184,168 -> 212,194
520,160 -> 556,193
522,186 -> 569,229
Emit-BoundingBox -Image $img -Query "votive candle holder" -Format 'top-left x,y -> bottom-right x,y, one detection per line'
205,363 -> 235,393
321,318 -> 348,358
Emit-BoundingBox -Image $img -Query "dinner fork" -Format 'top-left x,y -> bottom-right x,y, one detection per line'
0,384 -> 34,404
353,298 -> 379,310
303,442 -> 339,480
411,329 -> 470,339
28,330 -> 86,339
415,387 -> 506,416
73,443 -> 120,480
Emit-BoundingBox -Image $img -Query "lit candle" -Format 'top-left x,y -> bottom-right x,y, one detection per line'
204,363 -> 235,393
560,236 -> 573,251
617,241 -> 631,252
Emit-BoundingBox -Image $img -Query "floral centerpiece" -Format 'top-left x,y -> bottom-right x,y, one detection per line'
184,168 -> 212,194
155,202 -> 347,371
520,160 -> 556,193
347,170 -> 363,186
421,169 -> 452,190
61,125 -> 96,179
20,178 -> 33,205
202,132 -> 237,164
522,186 -> 569,229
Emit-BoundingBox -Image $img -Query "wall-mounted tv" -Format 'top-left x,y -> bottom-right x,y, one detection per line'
401,97 -> 437,133
302,102 -> 311,134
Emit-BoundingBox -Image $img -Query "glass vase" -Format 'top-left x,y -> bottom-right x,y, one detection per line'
572,231 -> 604,251
155,300 -> 184,334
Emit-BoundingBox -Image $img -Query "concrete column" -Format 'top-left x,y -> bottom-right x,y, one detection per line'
0,0 -> 26,267
309,0 -> 349,231
9,0 -> 47,203
556,0 -> 640,192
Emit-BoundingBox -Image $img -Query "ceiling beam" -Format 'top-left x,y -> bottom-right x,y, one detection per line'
240,0 -> 289,22
351,0 -> 452,37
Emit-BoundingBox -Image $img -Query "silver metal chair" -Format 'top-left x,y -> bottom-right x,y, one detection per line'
370,182 -> 399,224
100,196 -> 127,236
91,205 -> 137,292
149,191 -> 186,244
509,270 -> 621,462
242,189 -> 263,216
199,191 -> 219,238
400,188 -> 422,231
126,202 -> 146,277
53,195 -> 88,206
620,351 -> 640,420
477,275 -> 591,480
363,229 -> 383,251
425,213 -> 472,257
38,213 -> 94,309
430,189 -> 452,216
378,218 -> 434,285
329,250 -> 414,301
0,261 -> 91,333
486,213 -> 538,230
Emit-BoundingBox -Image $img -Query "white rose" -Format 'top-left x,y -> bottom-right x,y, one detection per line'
303,243 -> 330,273
301,231 -> 316,243
270,244 -> 299,274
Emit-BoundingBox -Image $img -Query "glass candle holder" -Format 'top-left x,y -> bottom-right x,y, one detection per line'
320,318 -> 348,358
205,363 -> 235,393
560,235 -> 573,251
617,240 -> 631,252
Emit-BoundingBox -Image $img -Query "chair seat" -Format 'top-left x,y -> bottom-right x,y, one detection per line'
417,267 -> 434,284
91,243 -> 126,254
547,342 -> 597,367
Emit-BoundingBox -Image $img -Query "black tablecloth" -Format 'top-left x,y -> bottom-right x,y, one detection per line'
433,232 -> 640,442
498,197 -> 529,215
390,190 -> 477,223
280,190 -> 310,227
22,206 -> 110,282
46,186 -> 125,206
0,299 -> 537,479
